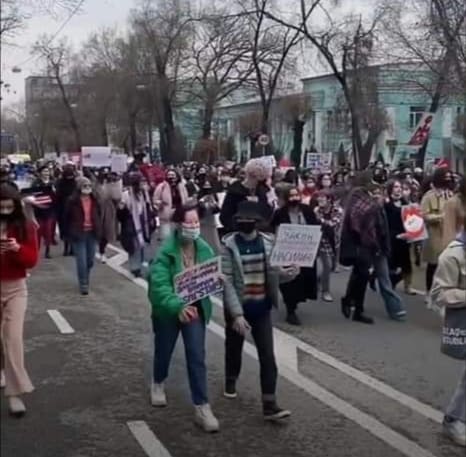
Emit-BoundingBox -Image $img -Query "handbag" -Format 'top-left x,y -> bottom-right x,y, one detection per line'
441,307 -> 466,360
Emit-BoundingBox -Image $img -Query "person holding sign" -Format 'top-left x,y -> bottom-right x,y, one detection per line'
271,186 -> 320,325
221,201 -> 298,421
147,202 -> 219,433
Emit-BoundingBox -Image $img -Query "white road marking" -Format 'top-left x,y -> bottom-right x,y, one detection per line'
106,244 -> 443,456
127,421 -> 172,457
208,320 -> 438,457
47,310 -> 75,334
211,296 -> 444,424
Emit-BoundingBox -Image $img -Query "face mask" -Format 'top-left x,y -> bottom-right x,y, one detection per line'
237,221 -> 256,235
0,212 -> 14,221
168,177 -> 177,185
288,199 -> 300,207
81,188 -> 92,195
181,226 -> 200,241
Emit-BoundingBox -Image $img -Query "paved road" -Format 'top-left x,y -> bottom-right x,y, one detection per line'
1,245 -> 464,457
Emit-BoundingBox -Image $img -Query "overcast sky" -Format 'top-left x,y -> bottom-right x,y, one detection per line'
1,0 -> 373,110
1,0 -> 133,108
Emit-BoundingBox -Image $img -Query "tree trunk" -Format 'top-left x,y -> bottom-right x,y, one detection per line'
129,113 -> 137,154
202,102 -> 215,140
291,119 -> 304,167
101,119 -> 108,146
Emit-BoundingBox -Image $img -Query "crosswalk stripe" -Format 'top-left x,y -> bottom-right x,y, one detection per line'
127,421 -> 172,457
47,310 -> 75,334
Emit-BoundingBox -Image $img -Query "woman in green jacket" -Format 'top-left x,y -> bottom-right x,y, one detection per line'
147,202 -> 219,433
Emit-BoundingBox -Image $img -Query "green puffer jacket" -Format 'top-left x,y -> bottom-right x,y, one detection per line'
148,234 -> 215,321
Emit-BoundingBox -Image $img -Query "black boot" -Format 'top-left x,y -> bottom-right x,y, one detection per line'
341,297 -> 352,319
45,246 -> 51,259
286,311 -> 301,326
352,310 -> 374,324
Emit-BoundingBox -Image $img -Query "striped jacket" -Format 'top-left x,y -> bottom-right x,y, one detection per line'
221,232 -> 280,319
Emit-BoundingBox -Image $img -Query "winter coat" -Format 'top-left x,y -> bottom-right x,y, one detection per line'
55,177 -> 77,238
198,193 -> 221,254
147,233 -> 215,321
421,190 -> 451,263
64,193 -> 102,241
221,232 -> 283,319
95,182 -> 121,244
431,236 -> 466,309
271,204 -> 319,302
219,180 -> 274,233
442,195 -> 466,250
153,181 -> 188,222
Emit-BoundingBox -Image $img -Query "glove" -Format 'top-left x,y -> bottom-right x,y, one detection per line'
232,316 -> 251,336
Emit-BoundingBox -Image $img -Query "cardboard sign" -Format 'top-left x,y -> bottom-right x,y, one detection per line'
174,257 -> 223,306
111,154 -> 128,173
401,204 -> 428,242
82,146 -> 112,168
408,112 -> 435,146
43,152 -> 58,162
270,224 -> 322,268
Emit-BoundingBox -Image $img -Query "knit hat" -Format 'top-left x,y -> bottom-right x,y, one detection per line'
78,177 -> 92,189
244,158 -> 272,182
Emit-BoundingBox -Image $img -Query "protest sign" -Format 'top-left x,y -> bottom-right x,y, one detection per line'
44,152 -> 58,162
319,152 -> 332,168
81,146 -> 112,168
174,257 -> 223,306
305,152 -> 320,170
111,154 -> 128,173
408,112 -> 435,146
270,224 -> 322,268
401,204 -> 428,242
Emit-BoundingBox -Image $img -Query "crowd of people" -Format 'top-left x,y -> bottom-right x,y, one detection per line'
0,155 -> 464,446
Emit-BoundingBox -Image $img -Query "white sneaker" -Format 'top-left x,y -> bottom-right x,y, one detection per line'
95,253 -> 101,261
0,370 -> 5,388
194,404 -> 219,433
443,418 -> 466,447
9,396 -> 26,417
322,292 -> 334,302
101,254 -> 107,264
150,383 -> 167,407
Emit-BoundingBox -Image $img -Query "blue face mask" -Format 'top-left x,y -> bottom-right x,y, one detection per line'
181,226 -> 200,241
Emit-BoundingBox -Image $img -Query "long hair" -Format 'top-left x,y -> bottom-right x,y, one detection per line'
0,183 -> 28,241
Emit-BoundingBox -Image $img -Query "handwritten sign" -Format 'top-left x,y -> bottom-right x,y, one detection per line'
401,204 -> 428,242
174,257 -> 223,306
82,146 -> 112,168
305,152 -> 320,169
270,224 -> 322,268
111,154 -> 128,173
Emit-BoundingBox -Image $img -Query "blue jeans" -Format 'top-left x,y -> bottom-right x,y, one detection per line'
374,255 -> 406,318
72,233 -> 96,290
152,315 -> 208,405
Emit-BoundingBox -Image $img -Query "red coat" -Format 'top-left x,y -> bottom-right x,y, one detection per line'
0,221 -> 39,280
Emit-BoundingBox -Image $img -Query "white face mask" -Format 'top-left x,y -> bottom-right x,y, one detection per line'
181,226 -> 200,241
81,188 -> 92,195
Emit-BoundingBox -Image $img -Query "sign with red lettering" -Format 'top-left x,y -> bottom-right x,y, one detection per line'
401,204 -> 428,242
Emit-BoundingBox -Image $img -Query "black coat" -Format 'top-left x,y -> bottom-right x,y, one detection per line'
272,204 -> 319,304
219,180 -> 274,233
64,193 -> 102,241
384,200 -> 412,274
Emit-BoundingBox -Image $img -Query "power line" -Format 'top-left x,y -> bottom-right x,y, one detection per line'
9,0 -> 86,71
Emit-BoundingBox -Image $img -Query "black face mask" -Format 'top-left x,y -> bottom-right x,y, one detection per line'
0,212 -> 14,221
237,221 -> 256,235
288,199 -> 300,207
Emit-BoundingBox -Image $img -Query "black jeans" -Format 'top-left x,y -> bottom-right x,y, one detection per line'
225,312 -> 277,398
344,256 -> 371,312
426,263 -> 437,292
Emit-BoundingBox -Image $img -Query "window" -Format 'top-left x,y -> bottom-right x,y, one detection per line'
409,106 -> 425,129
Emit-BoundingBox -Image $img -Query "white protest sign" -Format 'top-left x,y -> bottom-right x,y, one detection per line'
261,155 -> 277,169
270,224 -> 322,268
319,152 -> 332,168
305,152 -> 320,169
81,146 -> 112,168
215,192 -> 226,228
174,257 -> 223,306
44,152 -> 58,162
111,154 -> 128,173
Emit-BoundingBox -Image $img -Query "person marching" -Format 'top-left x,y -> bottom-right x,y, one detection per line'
272,186 -> 319,325
221,201 -> 298,421
148,202 -> 219,433
0,183 -> 39,417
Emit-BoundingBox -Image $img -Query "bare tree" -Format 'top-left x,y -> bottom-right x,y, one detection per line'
188,9 -> 254,140
130,0 -> 194,162
241,0 -> 308,156
262,1 -> 390,168
33,36 -> 82,150
381,0 -> 466,166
